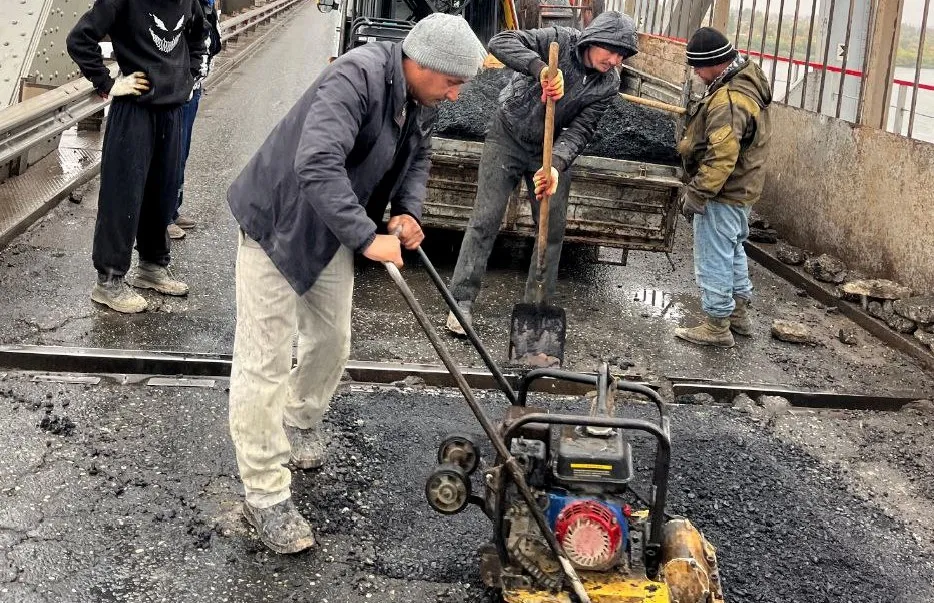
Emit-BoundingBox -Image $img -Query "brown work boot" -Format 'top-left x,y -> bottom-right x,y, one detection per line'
730,296 -> 753,337
167,223 -> 186,239
91,278 -> 148,313
674,315 -> 735,348
174,214 -> 196,229
284,424 -> 327,470
127,262 -> 189,296
242,498 -> 316,554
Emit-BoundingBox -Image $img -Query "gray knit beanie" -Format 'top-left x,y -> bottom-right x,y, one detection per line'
402,14 -> 486,80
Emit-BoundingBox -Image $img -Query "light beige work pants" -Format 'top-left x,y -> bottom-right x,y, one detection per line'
229,231 -> 353,508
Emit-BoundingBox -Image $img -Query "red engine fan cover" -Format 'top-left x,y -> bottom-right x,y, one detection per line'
554,500 -> 623,570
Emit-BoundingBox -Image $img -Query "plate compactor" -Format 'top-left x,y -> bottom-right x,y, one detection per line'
425,364 -> 725,603
382,245 -> 725,603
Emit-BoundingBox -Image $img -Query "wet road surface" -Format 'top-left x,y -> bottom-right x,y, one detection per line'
0,3 -> 930,397
1,373 -> 933,602
0,5 -> 933,602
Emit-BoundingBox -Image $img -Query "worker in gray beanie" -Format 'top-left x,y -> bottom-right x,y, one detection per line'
403,13 -> 487,80
225,14 -> 483,554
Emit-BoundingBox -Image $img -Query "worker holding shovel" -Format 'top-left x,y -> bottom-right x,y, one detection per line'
445,12 -> 639,336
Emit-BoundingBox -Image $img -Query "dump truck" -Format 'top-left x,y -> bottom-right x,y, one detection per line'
325,0 -> 686,254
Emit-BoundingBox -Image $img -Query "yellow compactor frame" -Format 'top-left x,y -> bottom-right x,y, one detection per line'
502,516 -> 724,603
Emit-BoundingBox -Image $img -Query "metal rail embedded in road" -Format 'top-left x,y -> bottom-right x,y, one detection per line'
0,344 -> 928,412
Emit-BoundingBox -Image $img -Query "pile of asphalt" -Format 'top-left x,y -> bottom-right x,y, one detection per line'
318,389 -> 934,603
434,68 -> 679,164
434,68 -> 513,142
3,378 -> 932,602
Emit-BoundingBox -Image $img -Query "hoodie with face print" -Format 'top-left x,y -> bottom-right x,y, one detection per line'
67,0 -> 208,107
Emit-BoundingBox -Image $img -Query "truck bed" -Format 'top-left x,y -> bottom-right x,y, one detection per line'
424,137 -> 683,252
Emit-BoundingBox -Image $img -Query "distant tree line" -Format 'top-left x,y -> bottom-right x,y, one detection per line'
720,10 -> 933,68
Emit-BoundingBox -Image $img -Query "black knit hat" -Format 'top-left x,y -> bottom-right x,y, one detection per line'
686,27 -> 738,67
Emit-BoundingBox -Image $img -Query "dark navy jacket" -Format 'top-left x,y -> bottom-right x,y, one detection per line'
227,42 -> 435,294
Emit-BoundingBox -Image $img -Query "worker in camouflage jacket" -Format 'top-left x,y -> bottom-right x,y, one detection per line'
445,12 -> 638,336
674,27 -> 772,348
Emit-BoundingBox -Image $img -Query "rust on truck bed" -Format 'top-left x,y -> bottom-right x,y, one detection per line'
424,137 -> 683,252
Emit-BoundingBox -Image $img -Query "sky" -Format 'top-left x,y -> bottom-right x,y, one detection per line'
721,0 -> 931,26
901,0 -> 931,27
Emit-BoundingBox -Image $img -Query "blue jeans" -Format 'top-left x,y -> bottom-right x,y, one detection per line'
692,201 -> 753,318
174,87 -> 202,221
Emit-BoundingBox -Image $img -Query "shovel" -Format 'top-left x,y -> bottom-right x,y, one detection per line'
618,92 -> 687,115
508,41 -> 567,368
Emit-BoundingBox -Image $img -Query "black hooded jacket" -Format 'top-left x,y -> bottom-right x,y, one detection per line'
67,0 -> 208,107
488,11 -> 638,170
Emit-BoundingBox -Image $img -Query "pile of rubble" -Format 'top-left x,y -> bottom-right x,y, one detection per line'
750,216 -> 934,353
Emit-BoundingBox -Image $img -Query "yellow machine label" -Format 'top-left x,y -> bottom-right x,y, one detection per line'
569,463 -> 614,471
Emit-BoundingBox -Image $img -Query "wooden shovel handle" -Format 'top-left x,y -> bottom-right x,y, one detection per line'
619,92 -> 687,115
542,42 -> 558,174
534,42 -> 559,303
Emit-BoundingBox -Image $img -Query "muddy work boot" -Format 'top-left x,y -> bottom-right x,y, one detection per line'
729,296 -> 753,337
174,215 -> 196,229
243,498 -> 316,554
284,424 -> 327,470
167,223 -> 186,240
674,315 -> 735,348
445,301 -> 473,337
127,262 -> 189,296
91,278 -> 148,313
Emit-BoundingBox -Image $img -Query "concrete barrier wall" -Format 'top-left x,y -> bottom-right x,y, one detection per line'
627,34 -> 689,88
758,104 -> 934,294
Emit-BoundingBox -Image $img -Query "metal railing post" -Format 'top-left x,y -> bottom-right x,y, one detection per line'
892,83 -> 909,135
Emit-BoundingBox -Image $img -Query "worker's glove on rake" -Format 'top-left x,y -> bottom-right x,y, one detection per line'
109,72 -> 150,97
679,192 -> 706,223
533,166 -> 559,200
539,67 -> 565,102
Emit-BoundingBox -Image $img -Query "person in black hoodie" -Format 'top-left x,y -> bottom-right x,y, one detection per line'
443,12 -> 638,337
67,0 -> 208,313
168,0 -> 222,240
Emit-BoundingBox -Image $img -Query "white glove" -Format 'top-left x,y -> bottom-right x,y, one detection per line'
110,71 -> 150,97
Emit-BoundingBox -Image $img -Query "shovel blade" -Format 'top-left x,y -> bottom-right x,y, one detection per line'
508,302 -> 567,368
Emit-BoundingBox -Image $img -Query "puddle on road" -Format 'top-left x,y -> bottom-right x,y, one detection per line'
629,288 -> 687,321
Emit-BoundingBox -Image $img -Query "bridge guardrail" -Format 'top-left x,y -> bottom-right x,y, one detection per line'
0,0 -> 304,176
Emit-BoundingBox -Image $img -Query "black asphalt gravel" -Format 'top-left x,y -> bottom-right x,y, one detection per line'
434,68 -> 678,163
2,374 -> 932,602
